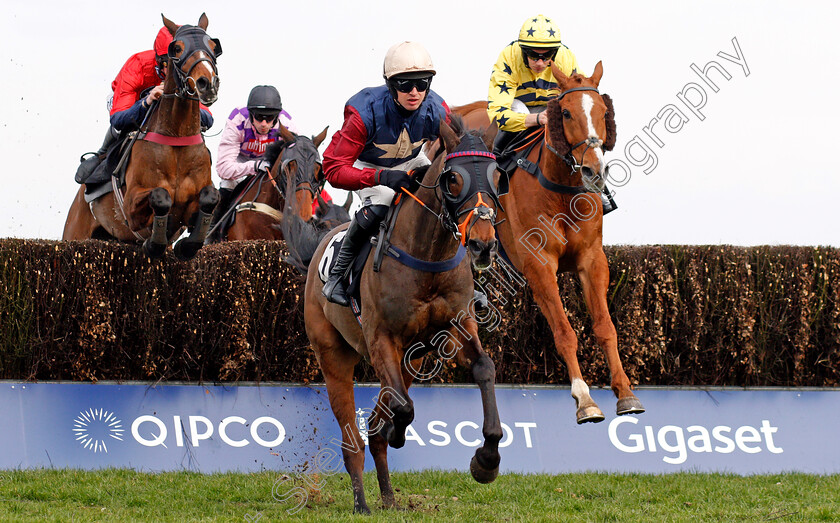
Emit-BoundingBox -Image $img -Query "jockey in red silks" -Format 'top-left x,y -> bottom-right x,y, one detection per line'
320,41 -> 451,306
75,25 -> 213,184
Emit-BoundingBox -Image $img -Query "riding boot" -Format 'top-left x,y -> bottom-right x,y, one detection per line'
75,125 -> 120,184
601,187 -> 617,215
493,130 -> 519,174
322,218 -> 372,306
206,188 -> 234,243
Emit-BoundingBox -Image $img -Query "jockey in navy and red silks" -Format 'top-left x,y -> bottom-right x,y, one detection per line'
321,41 -> 451,306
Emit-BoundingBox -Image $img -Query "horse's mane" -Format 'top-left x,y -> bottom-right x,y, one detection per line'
263,138 -> 292,168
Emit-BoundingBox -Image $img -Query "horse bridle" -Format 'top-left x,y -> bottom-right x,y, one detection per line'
267,138 -> 324,201
166,25 -> 221,101
545,86 -> 605,174
405,138 -> 506,245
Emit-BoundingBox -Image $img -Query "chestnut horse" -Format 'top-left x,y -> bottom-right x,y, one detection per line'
454,61 -> 645,424
224,126 -> 330,240
63,14 -> 221,260
300,120 -> 505,513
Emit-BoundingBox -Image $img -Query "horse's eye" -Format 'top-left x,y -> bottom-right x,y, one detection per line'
562,109 -> 571,119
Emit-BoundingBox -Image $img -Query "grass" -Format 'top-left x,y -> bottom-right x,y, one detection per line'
0,469 -> 838,522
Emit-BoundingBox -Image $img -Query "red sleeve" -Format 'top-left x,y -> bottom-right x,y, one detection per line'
441,99 -> 452,125
110,56 -> 145,115
322,106 -> 377,191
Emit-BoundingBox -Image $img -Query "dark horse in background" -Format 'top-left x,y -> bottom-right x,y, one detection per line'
220,126 -> 350,242
295,117 -> 506,513
453,61 -> 645,424
63,14 -> 222,260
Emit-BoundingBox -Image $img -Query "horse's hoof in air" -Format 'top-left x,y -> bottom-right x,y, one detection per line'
469,454 -> 499,484
576,405 -> 605,424
616,396 -> 645,416
142,238 -> 167,258
173,239 -> 201,261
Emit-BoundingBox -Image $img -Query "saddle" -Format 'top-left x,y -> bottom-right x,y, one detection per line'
317,229 -> 375,325
494,128 -> 545,176
81,134 -> 132,203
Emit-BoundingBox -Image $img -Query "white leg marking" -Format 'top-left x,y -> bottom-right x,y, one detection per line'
571,378 -> 590,400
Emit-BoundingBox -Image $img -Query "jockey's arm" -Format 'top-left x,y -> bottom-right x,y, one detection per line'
216,114 -> 257,181
487,47 -> 528,132
322,106 -> 377,191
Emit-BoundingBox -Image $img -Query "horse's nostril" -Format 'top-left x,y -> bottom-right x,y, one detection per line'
581,166 -> 594,178
197,77 -> 209,90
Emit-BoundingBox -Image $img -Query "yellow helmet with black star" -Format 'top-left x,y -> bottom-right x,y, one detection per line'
518,14 -> 562,49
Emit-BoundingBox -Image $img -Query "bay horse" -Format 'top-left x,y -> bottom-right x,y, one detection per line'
63,14 -> 221,261
223,126 -> 331,240
299,119 -> 505,514
453,61 -> 645,424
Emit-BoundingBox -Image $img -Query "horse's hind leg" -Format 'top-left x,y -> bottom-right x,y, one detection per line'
308,317 -> 369,513
174,185 -> 220,261
450,321 -> 502,484
142,187 -> 172,258
578,250 -> 644,416
524,258 -> 605,424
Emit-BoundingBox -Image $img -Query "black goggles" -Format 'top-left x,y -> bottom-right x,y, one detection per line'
522,47 -> 557,62
251,112 -> 278,123
391,76 -> 432,93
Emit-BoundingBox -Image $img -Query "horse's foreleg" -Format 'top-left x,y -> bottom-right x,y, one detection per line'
173,185 -> 219,261
577,250 -> 645,416
141,187 -> 172,258
452,323 -> 502,484
524,259 -> 605,424
367,336 -> 414,450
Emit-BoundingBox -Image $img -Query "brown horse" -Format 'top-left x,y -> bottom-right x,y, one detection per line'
299,119 -> 505,514
224,126 -> 330,240
453,61 -> 645,424
63,14 -> 221,260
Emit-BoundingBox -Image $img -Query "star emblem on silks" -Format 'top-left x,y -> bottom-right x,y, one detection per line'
496,106 -> 506,113
503,62 -> 512,75
497,114 -> 509,127
548,28 -> 556,37
532,18 -> 538,22
373,128 -> 426,160
545,18 -> 552,23
498,81 -> 511,94
527,27 -> 535,37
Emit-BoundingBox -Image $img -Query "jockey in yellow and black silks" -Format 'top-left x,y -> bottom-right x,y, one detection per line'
487,14 -> 616,214
487,14 -> 579,133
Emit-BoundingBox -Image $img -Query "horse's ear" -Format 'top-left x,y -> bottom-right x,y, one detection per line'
342,192 -> 353,211
313,126 -> 329,148
439,121 -> 460,153
551,61 -> 570,91
197,13 -> 209,31
161,14 -> 178,36
602,94 -> 617,151
589,61 -> 603,88
481,123 -> 499,152
279,124 -> 296,143
316,194 -> 329,215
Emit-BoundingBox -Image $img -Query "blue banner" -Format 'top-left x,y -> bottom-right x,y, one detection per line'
1,383 -> 837,475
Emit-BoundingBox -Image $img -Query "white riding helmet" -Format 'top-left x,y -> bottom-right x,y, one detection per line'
383,41 -> 436,80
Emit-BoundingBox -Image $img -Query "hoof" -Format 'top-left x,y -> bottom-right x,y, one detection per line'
142,238 -> 167,258
576,405 -> 605,424
173,239 -> 201,261
617,396 -> 645,416
353,503 -> 371,515
469,455 -> 499,484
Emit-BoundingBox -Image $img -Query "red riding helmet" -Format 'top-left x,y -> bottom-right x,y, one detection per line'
154,26 -> 174,58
